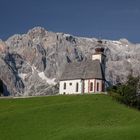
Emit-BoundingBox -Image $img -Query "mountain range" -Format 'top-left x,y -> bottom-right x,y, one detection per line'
0,27 -> 140,96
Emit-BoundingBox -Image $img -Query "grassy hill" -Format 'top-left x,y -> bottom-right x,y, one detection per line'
0,94 -> 140,140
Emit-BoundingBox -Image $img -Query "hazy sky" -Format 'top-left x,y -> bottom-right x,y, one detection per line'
0,0 -> 140,42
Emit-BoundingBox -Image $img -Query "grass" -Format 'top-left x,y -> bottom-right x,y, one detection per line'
0,94 -> 140,140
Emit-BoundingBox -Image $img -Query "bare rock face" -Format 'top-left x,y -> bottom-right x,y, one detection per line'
0,55 -> 24,96
0,26 -> 140,96
0,40 -> 7,53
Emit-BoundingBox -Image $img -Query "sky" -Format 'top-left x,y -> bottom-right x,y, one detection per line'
0,0 -> 140,43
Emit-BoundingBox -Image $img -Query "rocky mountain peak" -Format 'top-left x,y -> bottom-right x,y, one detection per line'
27,27 -> 47,39
0,27 -> 140,96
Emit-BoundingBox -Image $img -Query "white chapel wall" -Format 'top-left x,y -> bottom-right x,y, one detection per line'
92,54 -> 102,62
84,79 -> 103,93
95,79 -> 103,92
59,79 -> 82,94
84,79 -> 95,93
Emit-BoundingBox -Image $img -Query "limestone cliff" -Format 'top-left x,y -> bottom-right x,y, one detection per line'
0,27 -> 140,96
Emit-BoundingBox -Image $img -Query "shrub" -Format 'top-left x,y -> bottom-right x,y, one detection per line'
108,75 -> 140,109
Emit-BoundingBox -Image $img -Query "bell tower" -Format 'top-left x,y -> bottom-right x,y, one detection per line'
92,40 -> 106,77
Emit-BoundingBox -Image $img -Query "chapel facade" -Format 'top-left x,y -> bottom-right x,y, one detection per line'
59,41 -> 106,94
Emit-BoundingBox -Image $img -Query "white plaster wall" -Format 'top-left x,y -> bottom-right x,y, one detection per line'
59,79 -> 82,94
84,80 -> 89,93
59,79 -> 105,94
84,79 -> 104,93
84,79 -> 95,93
95,80 -> 103,92
92,54 -> 102,62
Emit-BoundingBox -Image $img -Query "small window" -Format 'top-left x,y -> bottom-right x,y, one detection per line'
69,83 -> 72,86
63,92 -> 66,95
90,82 -> 93,91
64,83 -> 66,89
97,82 -> 99,91
76,83 -> 79,92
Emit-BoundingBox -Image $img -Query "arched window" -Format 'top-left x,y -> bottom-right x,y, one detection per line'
76,83 -> 79,92
97,82 -> 99,92
64,83 -> 66,89
90,82 -> 93,91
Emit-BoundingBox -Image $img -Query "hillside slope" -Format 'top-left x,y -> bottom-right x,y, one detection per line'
0,95 -> 140,140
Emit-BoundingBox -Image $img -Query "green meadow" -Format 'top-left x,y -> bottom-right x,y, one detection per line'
0,94 -> 140,140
